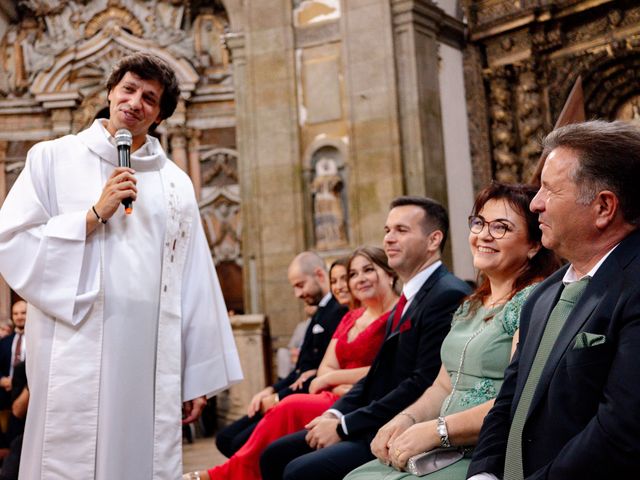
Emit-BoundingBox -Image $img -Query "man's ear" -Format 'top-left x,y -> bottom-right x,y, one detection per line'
594,190 -> 619,230
427,230 -> 444,253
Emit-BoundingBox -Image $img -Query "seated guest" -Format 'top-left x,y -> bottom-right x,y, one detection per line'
344,182 -> 560,480
468,121 -> 640,480
215,252 -> 347,459
259,196 -> 472,480
184,247 -> 398,479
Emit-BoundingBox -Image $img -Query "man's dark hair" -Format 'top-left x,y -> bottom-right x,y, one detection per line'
106,52 -> 180,122
389,196 -> 449,251
541,120 -> 640,226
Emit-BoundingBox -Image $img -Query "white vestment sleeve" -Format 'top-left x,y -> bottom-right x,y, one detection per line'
181,201 -> 243,401
0,144 -> 100,325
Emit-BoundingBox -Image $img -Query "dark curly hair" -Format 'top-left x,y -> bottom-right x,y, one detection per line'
106,52 -> 180,122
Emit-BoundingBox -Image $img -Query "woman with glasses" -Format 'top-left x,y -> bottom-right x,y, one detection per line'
344,182 -> 561,480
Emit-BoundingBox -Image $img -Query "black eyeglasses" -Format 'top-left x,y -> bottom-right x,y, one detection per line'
467,215 -> 513,239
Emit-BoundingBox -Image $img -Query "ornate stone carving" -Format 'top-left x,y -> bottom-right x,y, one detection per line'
486,67 -> 518,183
515,61 -> 545,182
0,0 -> 231,102
199,148 -> 242,266
462,44 -> 492,193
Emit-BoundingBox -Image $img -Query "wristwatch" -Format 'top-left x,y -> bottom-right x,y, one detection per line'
437,416 -> 451,447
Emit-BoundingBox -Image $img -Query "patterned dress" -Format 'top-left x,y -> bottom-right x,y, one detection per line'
344,284 -> 536,480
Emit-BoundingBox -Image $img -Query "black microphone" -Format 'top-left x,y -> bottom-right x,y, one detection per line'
115,129 -> 133,214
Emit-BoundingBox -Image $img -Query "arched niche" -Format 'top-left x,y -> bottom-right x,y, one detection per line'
302,138 -> 349,251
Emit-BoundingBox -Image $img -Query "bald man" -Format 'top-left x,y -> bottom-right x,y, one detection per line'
216,252 -> 348,458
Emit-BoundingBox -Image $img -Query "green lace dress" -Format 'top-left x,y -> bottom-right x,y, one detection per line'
343,284 -> 536,480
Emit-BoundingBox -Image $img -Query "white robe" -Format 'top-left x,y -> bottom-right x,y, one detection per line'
0,120 -> 243,479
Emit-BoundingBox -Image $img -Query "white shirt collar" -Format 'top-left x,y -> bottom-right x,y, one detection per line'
318,291 -> 332,308
402,260 -> 442,301
562,244 -> 619,284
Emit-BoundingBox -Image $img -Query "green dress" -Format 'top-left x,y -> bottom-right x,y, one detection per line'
343,284 -> 536,480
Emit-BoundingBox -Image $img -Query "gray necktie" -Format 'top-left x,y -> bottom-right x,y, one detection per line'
503,277 -> 590,480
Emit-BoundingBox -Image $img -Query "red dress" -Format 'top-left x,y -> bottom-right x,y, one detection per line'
207,307 -> 389,479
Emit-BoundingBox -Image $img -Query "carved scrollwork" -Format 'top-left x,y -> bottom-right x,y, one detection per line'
514,61 -> 545,182
486,67 -> 519,183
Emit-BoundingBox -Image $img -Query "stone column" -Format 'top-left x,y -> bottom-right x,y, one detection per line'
0,141 -> 10,321
390,0 -> 464,266
169,128 -> 189,172
187,129 -> 202,200
227,1 -> 304,347
390,0 -> 462,205
217,314 -> 268,423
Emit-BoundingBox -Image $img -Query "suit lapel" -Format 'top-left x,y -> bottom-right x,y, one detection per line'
385,265 -> 446,340
527,281 -> 602,416
523,231 -> 640,419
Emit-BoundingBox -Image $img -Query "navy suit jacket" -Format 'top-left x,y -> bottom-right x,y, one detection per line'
333,264 -> 471,442
468,228 -> 640,479
0,332 -> 15,409
272,296 -> 347,398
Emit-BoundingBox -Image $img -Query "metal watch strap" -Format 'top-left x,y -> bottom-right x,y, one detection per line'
437,416 -> 451,447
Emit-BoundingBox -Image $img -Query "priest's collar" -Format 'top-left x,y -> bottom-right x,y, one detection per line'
75,120 -> 167,171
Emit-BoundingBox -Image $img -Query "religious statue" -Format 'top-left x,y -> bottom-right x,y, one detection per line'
310,156 -> 347,250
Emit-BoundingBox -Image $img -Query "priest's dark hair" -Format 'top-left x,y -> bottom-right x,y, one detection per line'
106,52 -> 180,122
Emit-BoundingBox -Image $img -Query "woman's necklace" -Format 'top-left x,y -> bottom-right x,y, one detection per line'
441,321 -> 488,415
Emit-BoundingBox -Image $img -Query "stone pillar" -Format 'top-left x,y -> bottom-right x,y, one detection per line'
341,0 -> 404,244
217,314 -> 268,424
187,129 -> 202,200
390,0 -> 460,204
227,1 -> 305,347
169,128 -> 189,172
0,141 -> 10,321
390,0 -> 465,266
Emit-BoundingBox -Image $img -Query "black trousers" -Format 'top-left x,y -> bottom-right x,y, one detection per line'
215,413 -> 262,458
260,430 -> 374,480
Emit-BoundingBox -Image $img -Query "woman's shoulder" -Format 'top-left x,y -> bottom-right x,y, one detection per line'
499,283 -> 539,336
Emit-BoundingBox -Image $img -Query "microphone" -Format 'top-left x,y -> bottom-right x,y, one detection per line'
115,129 -> 133,214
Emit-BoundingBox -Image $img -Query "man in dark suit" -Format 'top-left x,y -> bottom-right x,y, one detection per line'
468,120 -> 640,480
216,252 -> 347,458
0,300 -> 27,411
260,197 -> 471,480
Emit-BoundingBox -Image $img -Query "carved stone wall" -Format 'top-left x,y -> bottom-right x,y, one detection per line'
0,0 -> 240,318
463,0 -> 640,185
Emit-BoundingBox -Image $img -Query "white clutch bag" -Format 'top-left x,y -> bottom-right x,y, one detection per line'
404,447 -> 465,477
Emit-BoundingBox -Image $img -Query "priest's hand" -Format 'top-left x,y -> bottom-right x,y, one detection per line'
304,414 -> 340,449
87,167 -> 137,235
182,395 -> 207,425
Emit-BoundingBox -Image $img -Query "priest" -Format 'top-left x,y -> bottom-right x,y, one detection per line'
0,52 -> 243,479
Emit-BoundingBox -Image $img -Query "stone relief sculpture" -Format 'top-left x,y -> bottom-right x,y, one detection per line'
515,62 -> 545,182
199,148 -> 242,266
310,149 -> 347,250
487,68 -> 519,183
194,13 -> 229,69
